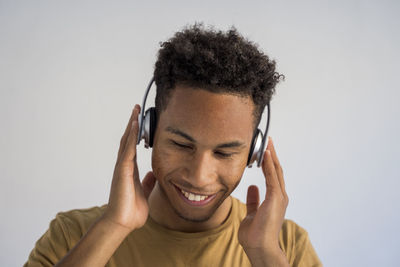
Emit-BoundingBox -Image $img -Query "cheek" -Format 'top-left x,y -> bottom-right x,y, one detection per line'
151,145 -> 180,181
221,164 -> 245,189
215,155 -> 247,191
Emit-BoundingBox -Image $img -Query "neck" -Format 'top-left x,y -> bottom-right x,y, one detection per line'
148,183 -> 232,232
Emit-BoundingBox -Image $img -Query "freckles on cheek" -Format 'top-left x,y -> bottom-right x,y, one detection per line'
225,174 -> 242,188
152,147 -> 177,178
222,164 -> 246,189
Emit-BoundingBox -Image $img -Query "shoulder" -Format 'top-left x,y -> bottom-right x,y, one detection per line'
279,219 -> 310,252
52,204 -> 107,245
24,205 -> 107,266
231,197 -> 321,265
55,205 -> 107,224
231,196 -> 308,237
233,197 -> 310,247
279,220 -> 322,266
231,196 -> 247,222
280,218 -> 309,240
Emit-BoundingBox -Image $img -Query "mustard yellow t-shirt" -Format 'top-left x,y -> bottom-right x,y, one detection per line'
24,197 -> 322,267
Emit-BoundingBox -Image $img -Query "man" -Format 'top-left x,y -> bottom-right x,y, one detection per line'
25,24 -> 322,267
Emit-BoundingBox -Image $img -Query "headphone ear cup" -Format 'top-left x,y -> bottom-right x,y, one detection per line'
148,107 -> 157,148
247,129 -> 263,167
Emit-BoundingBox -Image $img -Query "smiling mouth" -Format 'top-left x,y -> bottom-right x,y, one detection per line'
173,184 -> 217,206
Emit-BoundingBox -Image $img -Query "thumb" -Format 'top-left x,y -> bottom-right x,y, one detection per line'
142,171 -> 156,199
246,185 -> 260,216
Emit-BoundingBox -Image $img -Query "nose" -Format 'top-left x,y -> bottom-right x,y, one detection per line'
187,150 -> 217,188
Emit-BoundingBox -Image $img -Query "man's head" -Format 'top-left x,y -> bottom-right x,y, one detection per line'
154,23 -> 283,130
149,24 -> 283,225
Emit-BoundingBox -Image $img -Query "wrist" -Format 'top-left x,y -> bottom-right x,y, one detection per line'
98,214 -> 135,238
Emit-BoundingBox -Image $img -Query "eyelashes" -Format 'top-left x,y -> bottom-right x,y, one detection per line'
172,141 -> 191,149
170,140 -> 234,159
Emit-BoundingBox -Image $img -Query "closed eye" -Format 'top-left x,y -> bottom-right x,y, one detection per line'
171,140 -> 235,159
214,151 -> 234,159
171,140 -> 192,149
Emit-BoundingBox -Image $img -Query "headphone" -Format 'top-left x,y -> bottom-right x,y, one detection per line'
137,77 -> 271,168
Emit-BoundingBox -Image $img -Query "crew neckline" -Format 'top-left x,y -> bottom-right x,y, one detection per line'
145,196 -> 237,240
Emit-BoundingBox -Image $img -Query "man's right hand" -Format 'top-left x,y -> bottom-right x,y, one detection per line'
54,105 -> 156,267
102,104 -> 156,233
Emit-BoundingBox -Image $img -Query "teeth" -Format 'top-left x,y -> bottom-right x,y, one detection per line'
180,189 -> 209,202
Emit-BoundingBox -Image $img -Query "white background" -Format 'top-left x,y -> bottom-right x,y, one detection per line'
1,1 -> 399,266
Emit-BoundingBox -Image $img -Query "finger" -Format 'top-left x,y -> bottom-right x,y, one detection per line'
267,137 -> 282,173
120,105 -> 141,164
267,137 -> 286,195
142,171 -> 157,199
116,105 -> 140,166
262,149 -> 280,198
246,185 -> 260,217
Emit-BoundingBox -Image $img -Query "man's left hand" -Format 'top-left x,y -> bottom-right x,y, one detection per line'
238,137 -> 290,267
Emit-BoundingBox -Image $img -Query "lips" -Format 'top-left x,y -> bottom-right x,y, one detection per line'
173,184 -> 217,206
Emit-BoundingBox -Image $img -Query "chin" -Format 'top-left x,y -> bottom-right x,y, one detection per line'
174,208 -> 215,223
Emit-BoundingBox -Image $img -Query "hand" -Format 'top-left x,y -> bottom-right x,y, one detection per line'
238,137 -> 289,266
102,104 -> 156,233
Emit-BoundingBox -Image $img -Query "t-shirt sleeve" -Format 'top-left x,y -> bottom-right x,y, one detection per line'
23,213 -> 72,267
291,230 -> 322,267
280,219 -> 323,267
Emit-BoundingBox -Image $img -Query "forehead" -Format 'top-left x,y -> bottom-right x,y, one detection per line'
157,85 -> 255,144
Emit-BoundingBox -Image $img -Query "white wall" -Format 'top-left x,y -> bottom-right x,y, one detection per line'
1,1 -> 399,266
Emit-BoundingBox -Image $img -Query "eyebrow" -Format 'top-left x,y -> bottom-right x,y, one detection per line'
165,126 -> 246,149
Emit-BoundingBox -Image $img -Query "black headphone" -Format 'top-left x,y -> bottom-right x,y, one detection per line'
137,77 -> 271,168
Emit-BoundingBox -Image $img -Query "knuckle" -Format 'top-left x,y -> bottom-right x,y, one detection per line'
119,161 -> 134,172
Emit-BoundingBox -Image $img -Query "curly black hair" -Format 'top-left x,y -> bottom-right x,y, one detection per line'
154,23 -> 284,129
